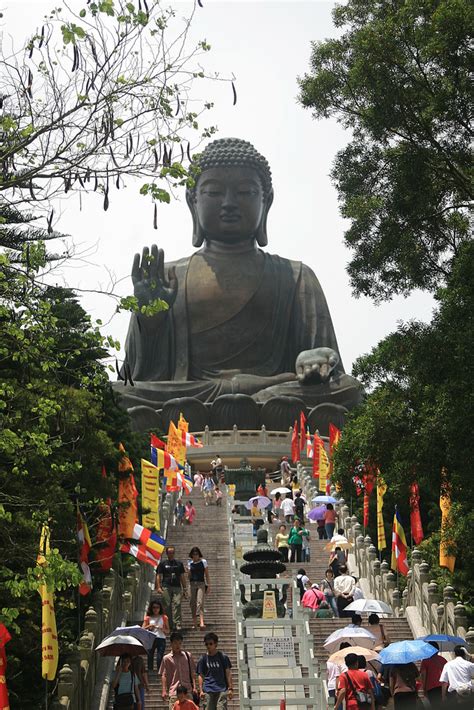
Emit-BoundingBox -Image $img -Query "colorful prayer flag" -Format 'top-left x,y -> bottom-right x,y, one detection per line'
37,525 -> 58,681
376,473 -> 387,551
0,622 -> 11,710
306,431 -> 313,459
166,422 -> 186,466
76,502 -> 92,596
117,443 -> 138,538
178,412 -> 188,433
391,508 -> 409,576
439,470 -> 456,573
291,420 -> 300,463
141,459 -> 160,530
120,523 -> 166,566
299,410 -> 307,452
177,470 -> 193,494
409,482 -> 424,545
95,501 -> 116,572
313,433 -> 330,492
119,542 -> 159,567
180,431 -> 203,448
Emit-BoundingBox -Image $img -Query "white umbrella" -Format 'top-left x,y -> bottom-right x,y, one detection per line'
95,634 -> 148,657
269,487 -> 292,496
324,626 -> 377,654
105,625 -> 157,651
344,599 -> 393,615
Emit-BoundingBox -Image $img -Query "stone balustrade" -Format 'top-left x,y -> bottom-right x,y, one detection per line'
295,464 -> 474,654
52,491 -> 175,710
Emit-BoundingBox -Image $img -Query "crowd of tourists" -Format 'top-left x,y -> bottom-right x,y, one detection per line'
110,457 -> 473,710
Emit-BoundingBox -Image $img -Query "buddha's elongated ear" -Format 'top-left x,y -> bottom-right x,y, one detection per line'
256,188 -> 274,247
186,188 -> 204,248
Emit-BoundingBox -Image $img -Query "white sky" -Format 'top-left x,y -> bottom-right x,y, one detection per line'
4,0 -> 435,373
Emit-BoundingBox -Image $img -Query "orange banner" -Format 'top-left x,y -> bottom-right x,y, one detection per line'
118,443 -> 138,538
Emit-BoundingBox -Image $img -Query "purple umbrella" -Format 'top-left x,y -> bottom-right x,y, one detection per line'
308,505 -> 326,521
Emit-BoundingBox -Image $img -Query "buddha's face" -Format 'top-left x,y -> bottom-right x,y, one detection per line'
195,166 -> 265,243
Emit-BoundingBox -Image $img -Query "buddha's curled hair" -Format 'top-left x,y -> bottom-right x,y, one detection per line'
190,137 -> 273,198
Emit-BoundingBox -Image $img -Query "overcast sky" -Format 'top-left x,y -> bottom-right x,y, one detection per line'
4,0 -> 435,374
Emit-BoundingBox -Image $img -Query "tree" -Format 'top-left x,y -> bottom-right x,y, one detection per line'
298,0 -> 472,300
333,241 -> 474,603
0,249 -> 147,708
0,0 -> 220,223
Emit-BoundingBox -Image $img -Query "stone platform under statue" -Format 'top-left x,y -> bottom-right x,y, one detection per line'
115,138 -> 363,434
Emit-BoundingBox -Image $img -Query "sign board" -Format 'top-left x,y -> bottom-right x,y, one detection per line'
262,636 -> 294,658
228,484 -> 236,497
234,524 -> 254,540
262,590 -> 277,620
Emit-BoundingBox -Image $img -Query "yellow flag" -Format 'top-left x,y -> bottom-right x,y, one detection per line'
439,469 -> 455,573
177,413 -> 188,434
313,433 -> 330,493
376,473 -> 387,550
37,525 -> 58,681
141,459 -> 160,530
167,421 -> 186,466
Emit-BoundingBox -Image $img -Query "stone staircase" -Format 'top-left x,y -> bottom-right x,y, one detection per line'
108,488 -> 239,709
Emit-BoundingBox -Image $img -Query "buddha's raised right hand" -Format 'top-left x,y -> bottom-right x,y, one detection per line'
132,244 -> 178,311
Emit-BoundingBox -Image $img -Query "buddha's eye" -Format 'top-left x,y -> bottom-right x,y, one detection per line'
204,189 -> 223,197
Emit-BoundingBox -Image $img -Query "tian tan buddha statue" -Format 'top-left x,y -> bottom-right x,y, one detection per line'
116,138 -> 363,433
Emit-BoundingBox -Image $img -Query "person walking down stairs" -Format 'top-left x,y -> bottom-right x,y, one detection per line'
156,547 -> 188,631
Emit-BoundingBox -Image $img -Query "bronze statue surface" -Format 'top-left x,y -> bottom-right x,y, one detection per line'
116,138 -> 362,430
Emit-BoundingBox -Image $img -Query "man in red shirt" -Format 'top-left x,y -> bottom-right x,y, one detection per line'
421,641 -> 447,708
335,653 -> 375,710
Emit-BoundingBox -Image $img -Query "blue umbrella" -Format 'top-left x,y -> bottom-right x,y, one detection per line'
311,495 -> 338,504
420,634 -> 466,652
379,640 -> 437,665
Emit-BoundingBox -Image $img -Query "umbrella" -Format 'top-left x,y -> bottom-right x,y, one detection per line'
105,625 -> 156,652
379,640 -> 437,665
245,495 -> 271,510
344,599 -> 393,615
308,506 -> 326,521
311,495 -> 338,504
325,540 -> 354,552
269,487 -> 292,496
95,634 -> 148,657
420,634 -> 466,652
329,646 -> 381,665
324,626 -> 377,654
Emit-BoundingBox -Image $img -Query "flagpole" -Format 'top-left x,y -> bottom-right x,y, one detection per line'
45,679 -> 48,710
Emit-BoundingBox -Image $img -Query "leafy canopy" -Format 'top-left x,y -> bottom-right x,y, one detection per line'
299,0 -> 472,300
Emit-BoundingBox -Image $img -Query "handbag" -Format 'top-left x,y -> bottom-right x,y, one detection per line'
185,651 -> 200,705
345,672 -> 371,708
114,670 -> 135,708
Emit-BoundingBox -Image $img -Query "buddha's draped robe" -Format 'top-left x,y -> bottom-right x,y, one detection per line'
117,246 -> 361,409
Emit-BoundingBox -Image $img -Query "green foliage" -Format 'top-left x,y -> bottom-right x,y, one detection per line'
0,247 -> 147,708
333,242 -> 474,605
299,0 -> 472,300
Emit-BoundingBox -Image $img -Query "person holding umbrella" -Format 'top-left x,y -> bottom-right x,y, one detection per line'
420,641 -> 446,708
112,654 -> 142,710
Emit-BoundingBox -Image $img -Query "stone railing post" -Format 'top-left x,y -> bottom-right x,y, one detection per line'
203,425 -> 210,446
57,664 -> 74,706
260,425 -> 267,444
232,424 -> 238,444
454,602 -> 468,636
465,627 -> 474,655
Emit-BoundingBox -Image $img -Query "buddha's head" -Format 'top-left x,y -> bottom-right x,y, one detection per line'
186,138 -> 273,247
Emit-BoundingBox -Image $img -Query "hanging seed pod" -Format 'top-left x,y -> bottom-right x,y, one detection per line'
175,93 -> 180,116
103,190 -> 109,211
115,358 -> 125,381
153,202 -> 157,230
138,0 -> 142,10
27,69 -> 33,98
47,209 -> 54,235
72,45 -> 78,72
39,25 -> 45,49
77,172 -> 84,188
198,0 -> 203,6
187,141 -> 192,162
232,81 -> 237,105
29,180 -> 35,200
180,143 -> 184,163
85,167 -> 91,182
128,134 -> 133,155
153,148 -> 159,172
94,172 -> 98,191
109,146 -> 120,168
28,41 -> 34,59
116,174 -> 120,189
125,363 -> 134,387
157,141 -> 162,164
143,0 -> 150,18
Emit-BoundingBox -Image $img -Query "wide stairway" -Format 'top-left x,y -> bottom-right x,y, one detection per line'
108,487 -> 239,709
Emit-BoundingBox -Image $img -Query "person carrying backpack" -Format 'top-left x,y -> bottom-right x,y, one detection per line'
197,632 -> 233,709
335,652 -> 375,710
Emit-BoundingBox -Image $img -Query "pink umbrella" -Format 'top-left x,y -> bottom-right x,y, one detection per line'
308,506 -> 326,521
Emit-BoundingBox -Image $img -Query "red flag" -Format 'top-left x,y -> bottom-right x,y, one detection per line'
76,503 -> 92,596
391,508 -> 409,575
151,434 -> 165,450
0,622 -> 11,710
329,423 -> 341,457
101,464 -> 107,479
299,410 -> 307,452
362,468 -> 376,527
96,501 -> 117,572
363,492 -> 370,528
409,482 -> 424,545
291,420 -> 300,463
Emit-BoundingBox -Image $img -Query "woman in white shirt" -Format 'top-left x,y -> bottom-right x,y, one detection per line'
142,599 -> 170,672
280,493 -> 295,523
